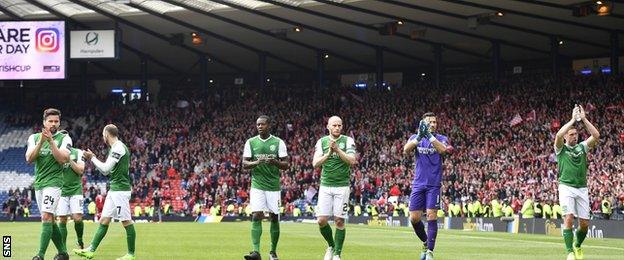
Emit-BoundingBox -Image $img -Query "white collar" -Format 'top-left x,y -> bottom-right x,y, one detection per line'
258,135 -> 273,142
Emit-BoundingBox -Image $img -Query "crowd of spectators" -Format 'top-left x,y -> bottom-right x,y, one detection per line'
3,73 -> 624,220
1,187 -> 33,220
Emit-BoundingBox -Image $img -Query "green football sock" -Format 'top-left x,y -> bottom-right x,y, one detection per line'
575,229 -> 587,248
334,228 -> 346,256
90,224 -> 109,252
319,224 -> 335,248
563,228 -> 574,253
270,220 -> 280,252
51,222 -> 67,252
75,220 -> 84,245
251,220 -> 262,252
37,222 -> 53,257
59,223 -> 68,249
125,224 -> 136,255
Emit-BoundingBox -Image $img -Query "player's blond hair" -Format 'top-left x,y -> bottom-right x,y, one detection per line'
104,124 -> 119,137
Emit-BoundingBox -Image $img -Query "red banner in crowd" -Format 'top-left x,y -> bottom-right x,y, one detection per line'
510,114 -> 523,127
525,109 -> 536,122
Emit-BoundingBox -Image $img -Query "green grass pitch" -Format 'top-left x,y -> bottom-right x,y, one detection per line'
2,221 -> 623,259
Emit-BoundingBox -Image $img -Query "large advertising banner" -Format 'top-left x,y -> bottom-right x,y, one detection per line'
343,216 -> 624,239
516,218 -> 624,239
0,21 -> 66,80
70,30 -> 117,59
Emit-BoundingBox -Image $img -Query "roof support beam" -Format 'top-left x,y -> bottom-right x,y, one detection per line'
25,0 -> 185,75
380,0 -> 610,49
260,0 -> 488,59
65,0 -> 249,72
314,0 -> 551,55
207,0 -> 432,64
129,2 -> 312,71
611,32 -> 620,74
0,4 -> 21,20
509,0 -> 624,20
442,0 -> 624,34
161,0 -> 373,69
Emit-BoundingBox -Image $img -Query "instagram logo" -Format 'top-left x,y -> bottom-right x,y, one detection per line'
36,28 -> 60,53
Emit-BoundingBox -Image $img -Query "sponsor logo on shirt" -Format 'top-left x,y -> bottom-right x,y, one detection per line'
39,148 -> 51,156
565,150 -> 583,158
417,147 -> 437,155
111,152 -> 122,160
256,154 -> 276,160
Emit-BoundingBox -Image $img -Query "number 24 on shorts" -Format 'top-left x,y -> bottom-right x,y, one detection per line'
43,195 -> 55,205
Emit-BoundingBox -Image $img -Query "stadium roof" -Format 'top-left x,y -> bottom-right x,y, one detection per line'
0,0 -> 622,75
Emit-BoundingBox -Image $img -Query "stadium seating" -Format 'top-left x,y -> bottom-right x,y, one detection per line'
1,74 -> 623,219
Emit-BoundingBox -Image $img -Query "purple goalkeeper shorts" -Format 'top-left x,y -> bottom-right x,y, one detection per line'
409,185 -> 441,211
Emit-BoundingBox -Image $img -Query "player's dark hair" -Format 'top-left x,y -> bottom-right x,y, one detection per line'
422,112 -> 436,119
43,108 -> 61,120
104,124 -> 119,137
258,115 -> 271,125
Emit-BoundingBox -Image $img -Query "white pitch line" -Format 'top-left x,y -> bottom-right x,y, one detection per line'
344,225 -> 624,251
444,234 -> 624,251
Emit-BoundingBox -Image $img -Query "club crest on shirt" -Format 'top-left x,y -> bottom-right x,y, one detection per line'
270,145 -> 276,151
339,143 -> 345,150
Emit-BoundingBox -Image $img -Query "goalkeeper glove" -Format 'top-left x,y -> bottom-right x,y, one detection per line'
420,120 -> 433,140
416,120 -> 428,140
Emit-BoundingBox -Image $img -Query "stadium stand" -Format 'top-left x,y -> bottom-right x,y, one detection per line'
2,74 -> 623,220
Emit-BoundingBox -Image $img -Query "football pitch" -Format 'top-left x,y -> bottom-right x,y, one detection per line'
1,221 -> 623,260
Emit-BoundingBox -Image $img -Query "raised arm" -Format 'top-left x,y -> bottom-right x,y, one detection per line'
578,105 -> 600,150
555,106 -> 579,152
404,121 -> 426,155
421,121 -> 448,154
430,137 -> 448,155
332,137 -> 357,166
85,143 -> 124,175
49,132 -> 71,164
313,139 -> 332,168
269,139 -> 290,170
242,139 -> 262,170
70,150 -> 85,175
403,137 -> 418,155
25,134 -> 44,163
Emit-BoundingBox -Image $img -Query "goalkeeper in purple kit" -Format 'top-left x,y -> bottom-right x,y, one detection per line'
403,112 -> 451,260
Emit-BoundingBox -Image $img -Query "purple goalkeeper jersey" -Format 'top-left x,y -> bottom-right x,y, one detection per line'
409,133 -> 449,187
